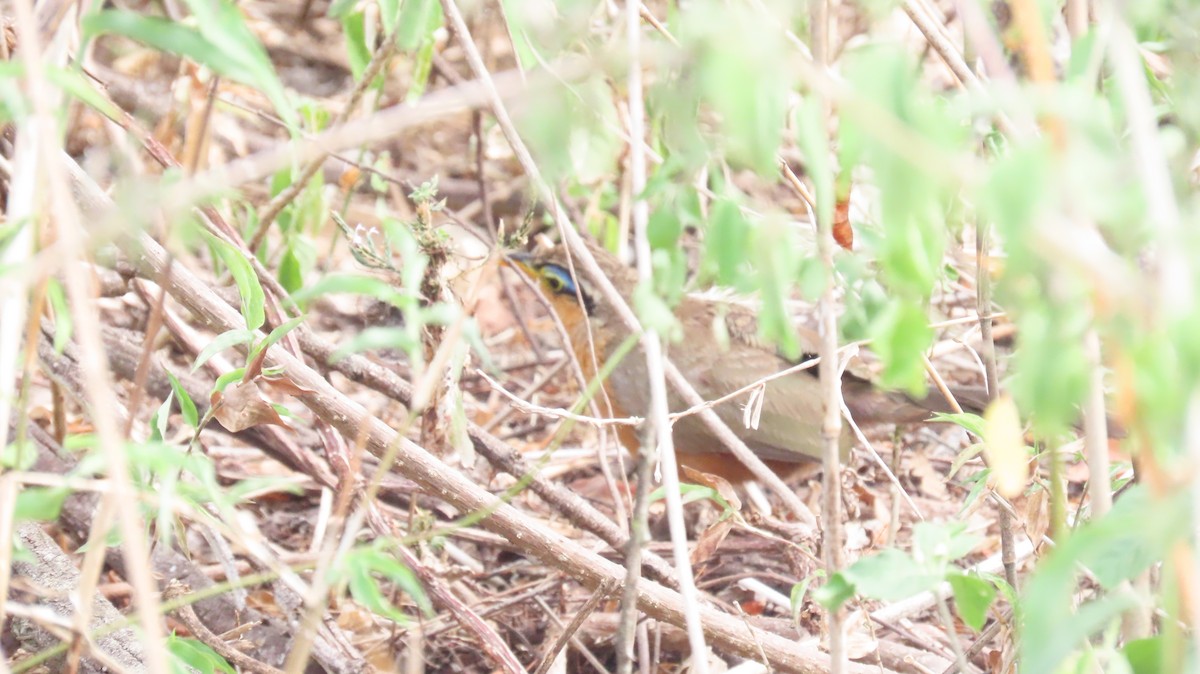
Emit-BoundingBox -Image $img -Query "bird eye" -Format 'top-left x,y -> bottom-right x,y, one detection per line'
543,272 -> 565,292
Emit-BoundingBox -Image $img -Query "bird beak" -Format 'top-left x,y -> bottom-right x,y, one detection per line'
501,251 -> 536,275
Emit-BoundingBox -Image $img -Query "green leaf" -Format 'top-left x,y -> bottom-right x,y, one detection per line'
205,234 -> 265,330
406,33 -> 436,101
279,247 -> 304,293
979,142 -> 1053,242
152,390 -> 174,442
176,0 -> 294,129
930,412 -> 986,438
379,0 -> 401,35
946,572 -> 996,631
45,278 -> 73,353
647,209 -> 682,251
394,0 -> 442,51
0,61 -> 30,121
83,12 -> 242,77
250,315 -> 307,361
166,371 -> 200,429
945,442 -> 986,480
339,544 -> 433,623
214,368 -> 246,392
517,79 -> 620,184
789,573 -> 820,627
751,221 -> 801,359
812,572 -> 855,611
192,329 -> 255,372
167,635 -> 236,674
46,65 -> 122,121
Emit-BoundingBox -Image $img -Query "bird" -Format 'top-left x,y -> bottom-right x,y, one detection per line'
505,238 -> 987,483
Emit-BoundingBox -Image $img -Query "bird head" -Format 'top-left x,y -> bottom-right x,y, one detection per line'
505,251 -> 596,316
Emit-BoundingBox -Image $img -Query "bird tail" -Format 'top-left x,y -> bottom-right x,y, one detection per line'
844,380 -> 990,425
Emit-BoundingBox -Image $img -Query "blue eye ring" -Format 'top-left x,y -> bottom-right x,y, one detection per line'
539,264 -> 576,295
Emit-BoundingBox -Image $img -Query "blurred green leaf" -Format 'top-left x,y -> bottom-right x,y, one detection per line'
1123,637 -> 1170,674
812,571 -> 855,611
633,281 -> 681,342
85,3 -> 295,130
394,0 -> 442,50
517,80 -> 620,184
751,220 -> 803,359
279,246 -> 305,293
843,548 -> 943,601
1,440 -> 37,471
14,487 -> 68,522
1007,307 -> 1090,436
683,2 -> 789,173
946,572 -> 996,631
45,279 -> 72,353
796,97 -> 835,229
869,300 -> 933,394
334,326 -> 419,360
45,66 -> 122,120
291,274 -> 409,308
167,635 -> 236,674
151,390 -> 174,442
1021,486 -> 1186,673
913,521 -> 980,564
341,11 -> 370,80
338,542 -> 433,624
704,199 -> 751,287
647,209 -> 682,251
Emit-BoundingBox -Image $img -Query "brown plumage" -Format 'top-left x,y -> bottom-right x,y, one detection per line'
507,238 -> 985,482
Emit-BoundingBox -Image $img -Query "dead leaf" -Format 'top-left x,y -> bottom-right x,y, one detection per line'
1025,487 -> 1049,546
690,517 -> 734,567
211,380 -> 290,432
843,630 -> 877,659
833,194 -> 854,250
910,452 -> 947,499
681,466 -> 742,512
259,374 -> 315,397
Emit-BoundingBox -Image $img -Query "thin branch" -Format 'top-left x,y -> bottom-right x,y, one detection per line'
809,0 -> 846,672
622,0 -> 711,668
